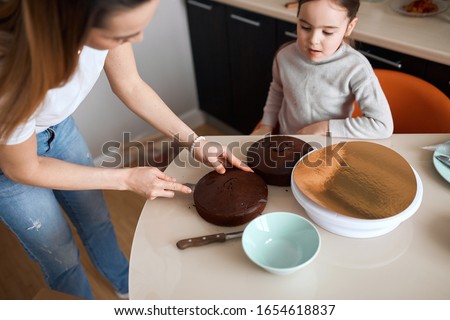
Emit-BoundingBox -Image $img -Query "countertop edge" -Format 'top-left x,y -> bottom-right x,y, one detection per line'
210,0 -> 450,66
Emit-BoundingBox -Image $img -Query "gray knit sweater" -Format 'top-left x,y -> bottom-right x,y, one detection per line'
261,42 -> 393,138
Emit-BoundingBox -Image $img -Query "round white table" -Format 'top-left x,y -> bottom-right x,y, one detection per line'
130,134 -> 450,299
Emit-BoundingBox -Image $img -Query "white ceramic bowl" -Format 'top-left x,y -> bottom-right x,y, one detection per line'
291,162 -> 423,238
242,212 -> 320,275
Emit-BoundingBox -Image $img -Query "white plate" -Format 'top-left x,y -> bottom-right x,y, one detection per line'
433,143 -> 450,183
291,163 -> 423,238
390,0 -> 449,17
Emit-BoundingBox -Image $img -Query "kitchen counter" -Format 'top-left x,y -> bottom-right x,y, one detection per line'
211,0 -> 450,66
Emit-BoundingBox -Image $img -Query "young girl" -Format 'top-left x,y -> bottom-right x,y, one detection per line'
252,0 -> 393,138
0,0 -> 249,299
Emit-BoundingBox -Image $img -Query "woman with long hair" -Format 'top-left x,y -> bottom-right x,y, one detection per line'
0,0 -> 249,299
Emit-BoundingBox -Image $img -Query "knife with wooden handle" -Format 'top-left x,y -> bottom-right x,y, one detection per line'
435,154 -> 450,168
176,231 -> 243,250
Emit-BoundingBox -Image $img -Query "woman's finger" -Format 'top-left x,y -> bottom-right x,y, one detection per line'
147,182 -> 192,200
227,153 -> 253,172
163,181 -> 192,194
148,190 -> 175,200
150,167 -> 177,182
206,153 -> 226,174
210,147 -> 253,174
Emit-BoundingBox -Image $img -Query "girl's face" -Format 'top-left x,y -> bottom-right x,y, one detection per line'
85,0 -> 159,50
296,0 -> 357,62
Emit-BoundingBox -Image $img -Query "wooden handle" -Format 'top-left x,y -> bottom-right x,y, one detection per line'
176,233 -> 226,250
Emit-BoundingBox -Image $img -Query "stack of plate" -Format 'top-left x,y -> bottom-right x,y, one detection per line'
291,141 -> 423,238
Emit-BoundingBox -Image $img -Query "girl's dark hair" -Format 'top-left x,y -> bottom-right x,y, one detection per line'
0,0 -> 150,141
297,0 -> 360,20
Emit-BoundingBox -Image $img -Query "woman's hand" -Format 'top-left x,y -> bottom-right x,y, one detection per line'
123,166 -> 192,200
192,139 -> 253,174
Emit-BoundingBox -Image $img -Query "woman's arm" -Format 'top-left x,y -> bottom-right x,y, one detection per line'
104,43 -> 196,146
0,134 -> 192,199
104,43 -> 252,173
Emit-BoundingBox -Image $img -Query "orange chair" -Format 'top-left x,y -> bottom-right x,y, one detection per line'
354,69 -> 450,133
255,69 -> 450,134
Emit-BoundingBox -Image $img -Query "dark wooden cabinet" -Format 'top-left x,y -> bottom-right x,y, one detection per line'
355,41 -> 426,77
424,61 -> 450,97
186,1 -> 449,132
226,6 -> 277,133
185,0 -> 233,125
276,20 -> 297,48
186,0 -> 277,133
355,41 -> 449,97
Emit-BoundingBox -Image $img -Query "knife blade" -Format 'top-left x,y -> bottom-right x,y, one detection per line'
176,231 -> 243,250
435,154 -> 450,168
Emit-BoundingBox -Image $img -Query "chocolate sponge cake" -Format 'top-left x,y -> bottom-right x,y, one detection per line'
246,135 -> 313,186
193,169 -> 268,226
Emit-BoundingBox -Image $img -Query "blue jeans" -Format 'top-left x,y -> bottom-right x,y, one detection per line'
0,117 -> 128,299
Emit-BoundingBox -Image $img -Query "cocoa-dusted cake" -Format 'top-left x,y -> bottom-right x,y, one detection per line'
246,135 -> 313,186
193,168 -> 268,227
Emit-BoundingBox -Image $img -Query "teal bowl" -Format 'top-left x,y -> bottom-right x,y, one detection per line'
242,212 -> 320,275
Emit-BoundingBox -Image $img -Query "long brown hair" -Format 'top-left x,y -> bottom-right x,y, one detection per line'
0,0 -> 149,141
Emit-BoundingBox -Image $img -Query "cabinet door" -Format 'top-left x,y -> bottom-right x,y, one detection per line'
354,41 -> 427,78
277,20 -> 297,49
227,7 -> 277,133
355,41 -> 449,98
185,0 -> 233,124
425,61 -> 449,97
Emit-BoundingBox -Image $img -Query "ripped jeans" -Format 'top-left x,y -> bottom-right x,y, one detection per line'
0,116 -> 129,299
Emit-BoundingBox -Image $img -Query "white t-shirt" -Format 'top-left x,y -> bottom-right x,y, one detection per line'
4,46 -> 108,145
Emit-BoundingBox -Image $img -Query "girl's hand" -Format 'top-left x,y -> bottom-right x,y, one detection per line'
124,166 -> 192,200
296,120 -> 329,135
251,124 -> 273,135
192,139 -> 253,174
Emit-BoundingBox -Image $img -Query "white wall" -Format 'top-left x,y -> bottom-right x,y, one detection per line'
73,0 -> 203,158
